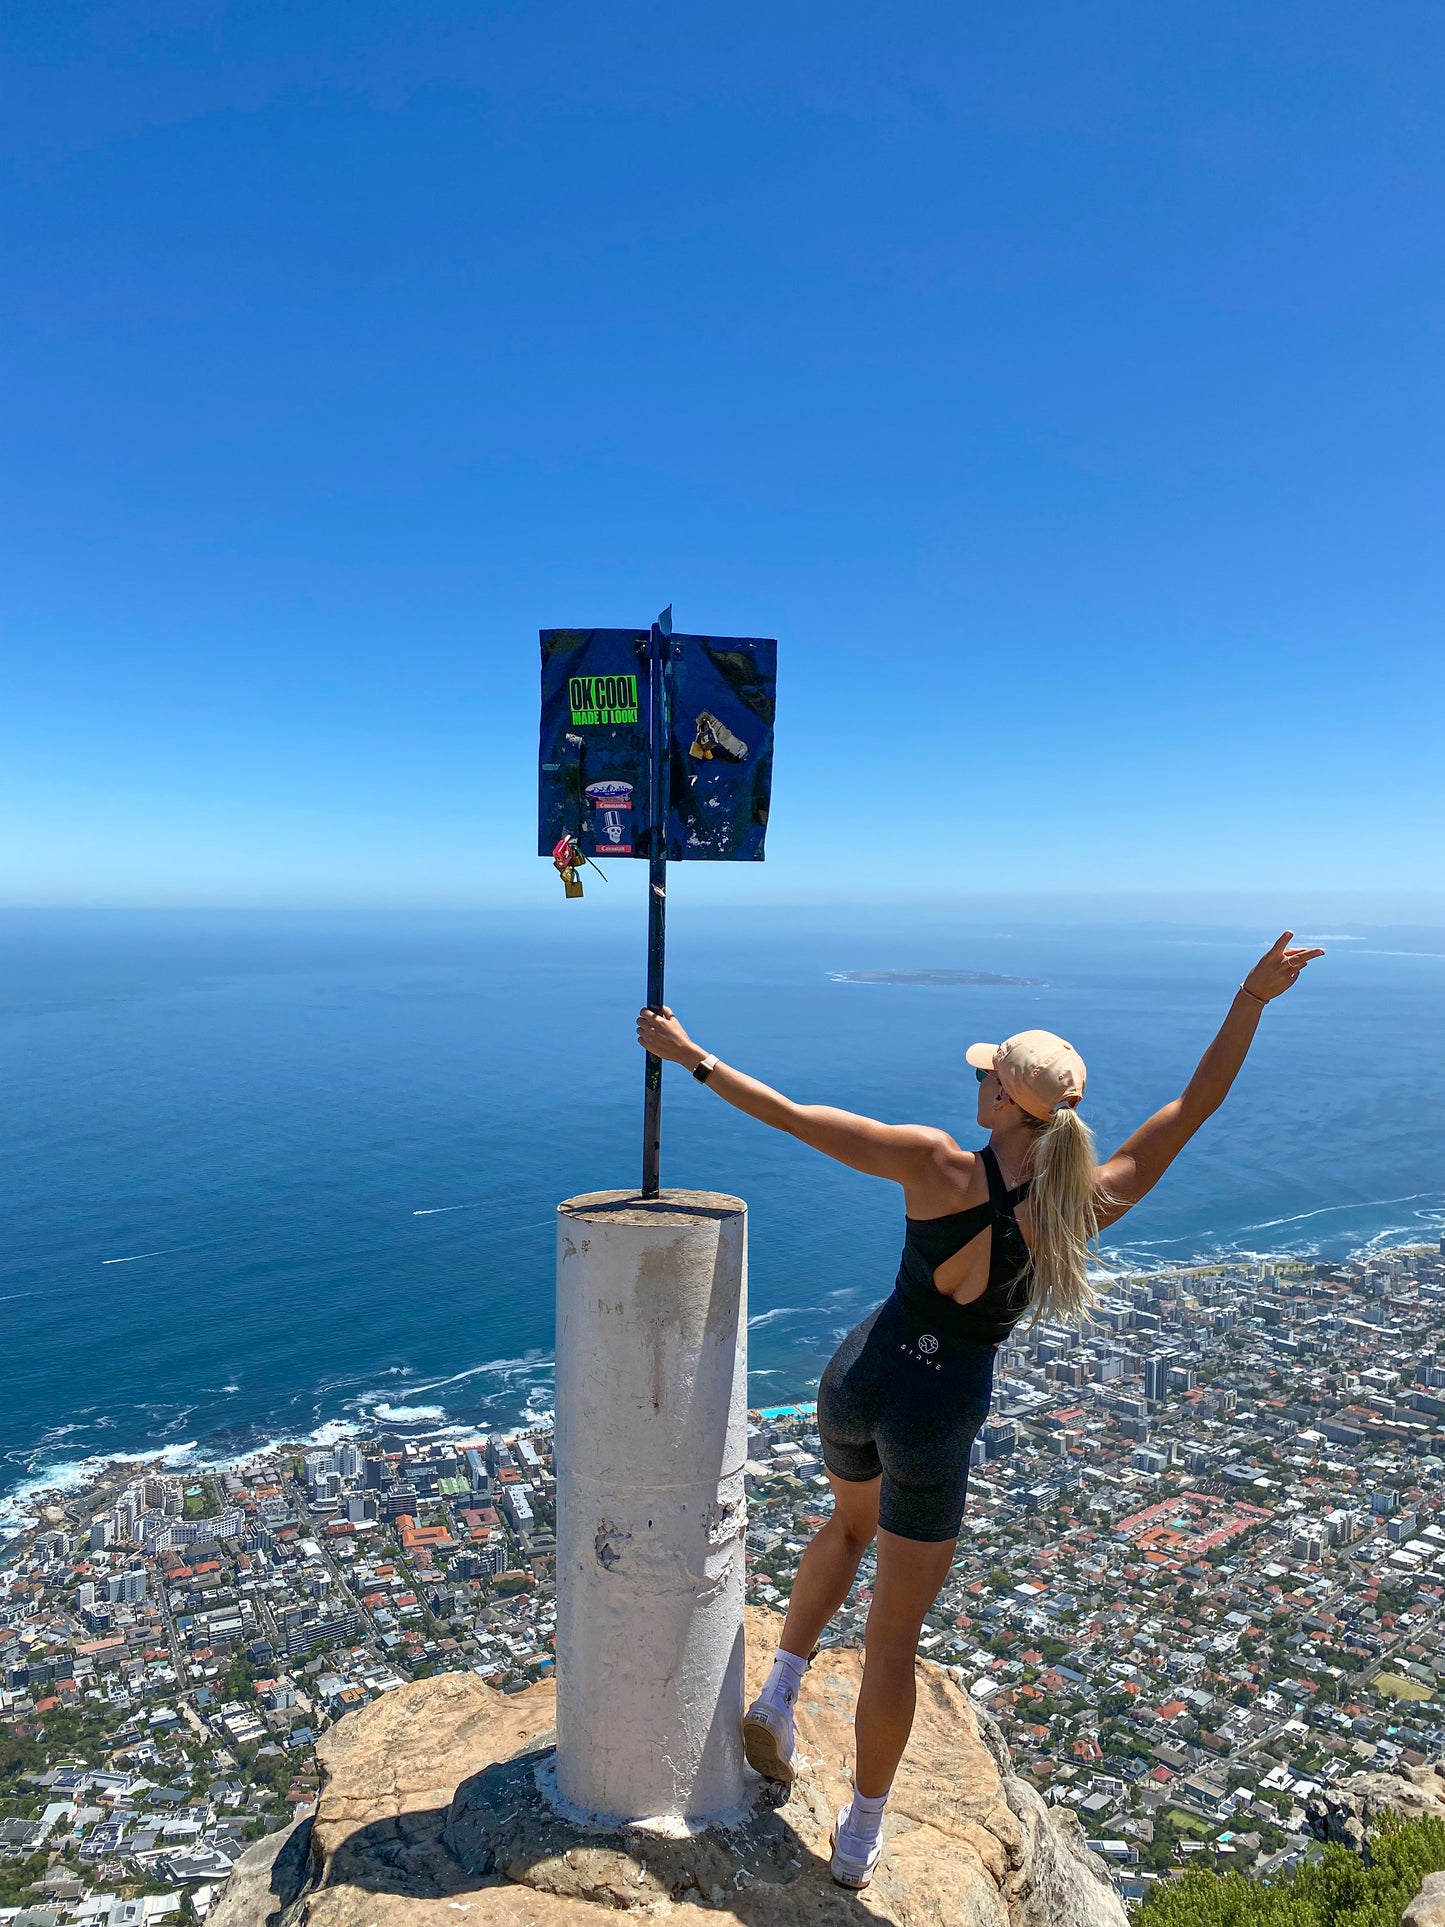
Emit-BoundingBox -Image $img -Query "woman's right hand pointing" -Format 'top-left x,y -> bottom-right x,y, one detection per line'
1243,931 -> 1326,1003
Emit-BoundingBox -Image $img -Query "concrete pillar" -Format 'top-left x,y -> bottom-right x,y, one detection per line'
554,1189 -> 748,1824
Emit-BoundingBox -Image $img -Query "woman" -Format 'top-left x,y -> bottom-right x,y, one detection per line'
636,930 -> 1323,1889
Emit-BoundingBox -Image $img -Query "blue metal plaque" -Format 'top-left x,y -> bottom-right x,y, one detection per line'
538,629 -> 776,862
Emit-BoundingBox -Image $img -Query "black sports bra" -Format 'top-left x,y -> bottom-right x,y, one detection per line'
894,1144 -> 1033,1345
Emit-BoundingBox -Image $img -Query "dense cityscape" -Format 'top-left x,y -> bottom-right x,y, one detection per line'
4,1239 -> 1445,1917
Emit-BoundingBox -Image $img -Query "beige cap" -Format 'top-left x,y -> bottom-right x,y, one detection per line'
966,1029 -> 1087,1120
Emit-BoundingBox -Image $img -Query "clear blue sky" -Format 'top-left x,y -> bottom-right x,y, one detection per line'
3,2 -> 1442,907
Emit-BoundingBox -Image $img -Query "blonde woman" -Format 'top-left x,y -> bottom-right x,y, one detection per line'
636,929 -> 1322,1889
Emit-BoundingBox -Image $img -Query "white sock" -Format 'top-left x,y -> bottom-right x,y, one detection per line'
841,1784 -> 889,1850
759,1647 -> 808,1713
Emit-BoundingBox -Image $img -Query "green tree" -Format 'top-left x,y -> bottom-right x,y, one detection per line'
0,1853 -> 50,1908
223,1650 -> 259,1702
0,1734 -> 44,1781
1136,1811 -> 1445,1926
248,1751 -> 294,1796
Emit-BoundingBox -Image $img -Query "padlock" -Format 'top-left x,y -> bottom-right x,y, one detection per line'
688,709 -> 749,763
551,830 -> 606,899
552,832 -> 584,899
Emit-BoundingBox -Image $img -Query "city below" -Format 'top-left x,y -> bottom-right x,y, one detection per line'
4,1239 -> 1445,1916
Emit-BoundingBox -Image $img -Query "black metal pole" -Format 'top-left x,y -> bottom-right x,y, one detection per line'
640,607 -> 672,1198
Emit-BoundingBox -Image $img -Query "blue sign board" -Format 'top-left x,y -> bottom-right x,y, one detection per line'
538,628 -> 776,864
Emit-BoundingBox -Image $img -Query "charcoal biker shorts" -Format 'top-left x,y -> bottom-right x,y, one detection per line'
816,1292 -> 996,1543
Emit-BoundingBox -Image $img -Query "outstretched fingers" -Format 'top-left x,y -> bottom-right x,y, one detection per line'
1270,931 -> 1324,970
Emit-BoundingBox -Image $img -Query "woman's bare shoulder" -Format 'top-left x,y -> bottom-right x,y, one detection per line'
904,1135 -> 984,1214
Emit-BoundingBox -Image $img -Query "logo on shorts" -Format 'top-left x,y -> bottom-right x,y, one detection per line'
918,1333 -> 939,1355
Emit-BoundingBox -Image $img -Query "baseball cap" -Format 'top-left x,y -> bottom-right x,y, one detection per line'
965,1029 -> 1087,1120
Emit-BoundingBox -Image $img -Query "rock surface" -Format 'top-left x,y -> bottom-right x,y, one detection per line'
1305,1763 -> 1445,1857
210,1609 -> 1125,1927
1404,1871 -> 1445,1927
1304,1765 -> 1445,1925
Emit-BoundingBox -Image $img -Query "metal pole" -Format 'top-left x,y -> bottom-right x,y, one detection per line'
641,606 -> 672,1198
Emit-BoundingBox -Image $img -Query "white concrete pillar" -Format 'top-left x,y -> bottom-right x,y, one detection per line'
554,1189 -> 749,1824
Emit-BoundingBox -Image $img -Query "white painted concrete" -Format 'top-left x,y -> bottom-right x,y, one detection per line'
553,1189 -> 748,1823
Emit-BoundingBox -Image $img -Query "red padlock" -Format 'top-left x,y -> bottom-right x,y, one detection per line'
552,833 -> 584,898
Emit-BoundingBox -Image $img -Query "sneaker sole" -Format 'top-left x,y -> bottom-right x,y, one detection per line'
742,1714 -> 796,1788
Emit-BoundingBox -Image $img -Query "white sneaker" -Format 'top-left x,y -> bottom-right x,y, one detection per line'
741,1695 -> 796,1787
830,1803 -> 884,1890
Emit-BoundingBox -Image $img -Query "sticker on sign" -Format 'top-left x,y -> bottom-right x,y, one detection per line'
569,674 -> 638,726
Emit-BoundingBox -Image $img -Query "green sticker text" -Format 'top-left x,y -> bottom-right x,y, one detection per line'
569,674 -> 638,726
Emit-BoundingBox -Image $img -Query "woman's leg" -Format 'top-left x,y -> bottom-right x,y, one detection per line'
778,1471 -> 880,1660
853,1527 -> 956,1797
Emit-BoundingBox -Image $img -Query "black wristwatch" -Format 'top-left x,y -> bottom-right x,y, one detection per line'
692,1053 -> 719,1084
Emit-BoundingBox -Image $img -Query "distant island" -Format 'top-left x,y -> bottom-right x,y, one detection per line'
830,969 -> 1044,987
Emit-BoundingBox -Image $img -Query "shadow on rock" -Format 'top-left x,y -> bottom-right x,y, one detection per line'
320,1745 -> 891,1920
440,1745 -> 835,1910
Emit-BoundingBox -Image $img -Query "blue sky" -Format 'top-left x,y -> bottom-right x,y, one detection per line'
3,2 -> 1443,907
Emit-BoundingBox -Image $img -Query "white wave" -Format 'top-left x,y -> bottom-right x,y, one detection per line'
102,1247 -> 188,1266
1239,1192 -> 1441,1232
221,1383 -> 239,1393
0,1407 -> 385,1536
412,1206 -> 557,1235
280,1418 -> 362,1450
372,1403 -> 446,1423
374,1353 -> 555,1399
1361,949 -> 1445,961
0,1438 -> 206,1536
747,1308 -> 803,1330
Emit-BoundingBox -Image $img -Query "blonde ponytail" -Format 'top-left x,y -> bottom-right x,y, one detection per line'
1023,1105 -> 1112,1325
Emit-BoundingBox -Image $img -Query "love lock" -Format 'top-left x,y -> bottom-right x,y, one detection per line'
551,833 -> 584,899
687,709 -> 748,763
551,833 -> 608,900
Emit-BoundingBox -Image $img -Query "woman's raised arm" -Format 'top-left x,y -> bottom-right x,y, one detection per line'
1095,931 -> 1324,1227
636,1005 -> 943,1185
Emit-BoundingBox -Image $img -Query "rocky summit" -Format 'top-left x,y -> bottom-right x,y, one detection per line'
210,1609 -> 1126,1927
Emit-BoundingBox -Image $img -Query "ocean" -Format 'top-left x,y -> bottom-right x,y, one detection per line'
4,904 -> 1444,1528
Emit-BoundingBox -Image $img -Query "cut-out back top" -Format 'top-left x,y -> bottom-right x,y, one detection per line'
893,1144 -> 1033,1345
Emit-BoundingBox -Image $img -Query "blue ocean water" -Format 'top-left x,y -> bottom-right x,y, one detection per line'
4,905 -> 1444,1521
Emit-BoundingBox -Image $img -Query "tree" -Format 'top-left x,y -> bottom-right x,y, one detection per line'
223,1651 -> 258,1702
0,1852 -> 53,1908
1135,1811 -> 1445,1926
0,1734 -> 43,1781
248,1751 -> 294,1796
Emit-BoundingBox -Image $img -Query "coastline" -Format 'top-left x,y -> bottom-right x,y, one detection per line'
7,1232 -> 1438,1543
